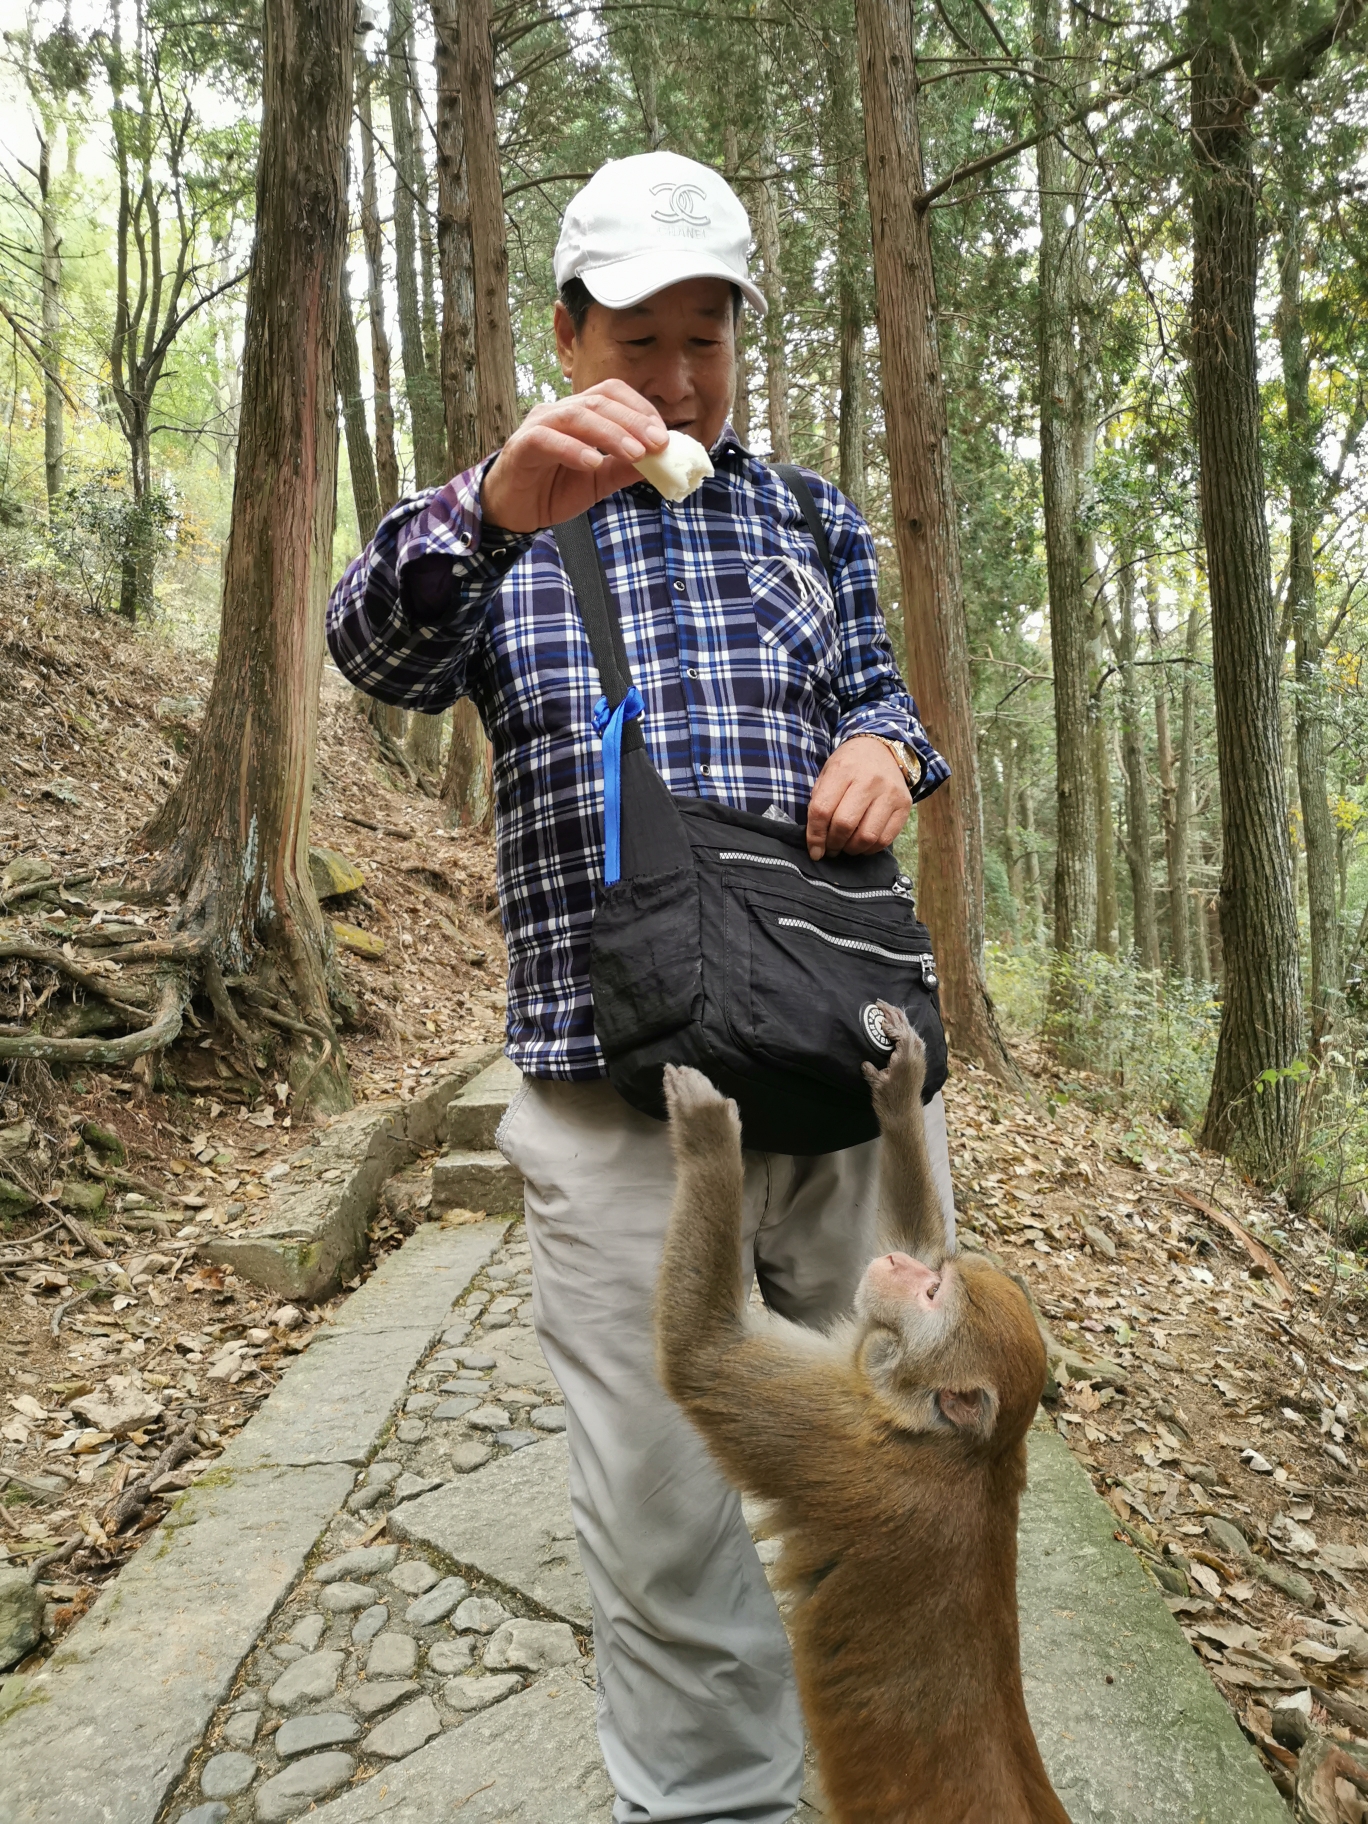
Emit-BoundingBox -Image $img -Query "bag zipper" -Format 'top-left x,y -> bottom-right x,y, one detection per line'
718,850 -> 914,902
775,914 -> 939,988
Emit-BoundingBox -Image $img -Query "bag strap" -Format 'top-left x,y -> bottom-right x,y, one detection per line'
552,513 -> 636,709
773,463 -> 834,589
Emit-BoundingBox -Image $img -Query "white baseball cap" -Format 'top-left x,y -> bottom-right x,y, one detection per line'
554,152 -> 767,316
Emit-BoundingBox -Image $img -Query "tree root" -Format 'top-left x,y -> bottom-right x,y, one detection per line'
0,939 -> 153,1022
0,975 -> 187,1064
0,868 -> 96,913
102,1422 -> 199,1536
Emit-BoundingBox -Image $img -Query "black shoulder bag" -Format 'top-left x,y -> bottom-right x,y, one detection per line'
553,465 -> 947,1156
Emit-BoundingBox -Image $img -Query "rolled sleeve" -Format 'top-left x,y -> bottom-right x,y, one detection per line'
325,454 -> 532,713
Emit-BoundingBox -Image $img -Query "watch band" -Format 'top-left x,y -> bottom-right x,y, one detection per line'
867,734 -> 922,790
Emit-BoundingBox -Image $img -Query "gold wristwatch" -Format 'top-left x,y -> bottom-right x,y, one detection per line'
865,735 -> 922,791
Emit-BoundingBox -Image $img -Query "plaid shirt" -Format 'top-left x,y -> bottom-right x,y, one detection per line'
326,427 -> 948,1079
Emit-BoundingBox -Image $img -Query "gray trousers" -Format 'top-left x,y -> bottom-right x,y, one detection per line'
498,1077 -> 954,1824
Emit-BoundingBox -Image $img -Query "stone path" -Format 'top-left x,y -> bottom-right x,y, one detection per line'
0,1056 -> 1292,1823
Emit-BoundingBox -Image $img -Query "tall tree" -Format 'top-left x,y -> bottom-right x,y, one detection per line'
854,0 -> 1016,1081
1032,0 -> 1095,958
387,0 -> 445,487
825,23 -> 867,506
1170,589 -> 1203,980
1114,555 -> 1161,969
337,259 -> 381,543
460,0 -> 518,452
1145,565 -> 1179,962
357,48 -> 400,511
145,0 -> 356,1108
1279,198 -> 1342,1058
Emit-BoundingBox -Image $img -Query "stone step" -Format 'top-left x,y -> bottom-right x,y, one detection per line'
431,1150 -> 524,1219
441,1055 -> 522,1152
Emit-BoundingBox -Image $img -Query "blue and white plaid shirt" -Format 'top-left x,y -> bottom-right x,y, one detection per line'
326,427 -> 949,1079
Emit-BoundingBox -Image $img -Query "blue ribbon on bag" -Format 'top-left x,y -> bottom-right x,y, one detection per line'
592,686 -> 645,886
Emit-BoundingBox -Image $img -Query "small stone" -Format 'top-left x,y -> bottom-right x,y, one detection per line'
432,1398 -> 478,1421
441,1323 -> 472,1346
366,1461 -> 402,1489
70,1385 -> 161,1437
352,1678 -> 419,1718
0,1565 -> 44,1671
270,1643 -> 306,1663
1082,1224 -> 1116,1260
367,1631 -> 418,1678
274,1712 -> 361,1758
270,1305 -> 303,1330
346,1485 -> 387,1513
388,1560 -> 440,1596
530,1407 -> 566,1433
496,1430 -> 538,1451
288,1613 -> 326,1652
441,1673 -> 523,1711
456,1351 -> 496,1370
452,1596 -> 510,1635
1258,1560 -> 1316,1604
405,1392 -> 438,1415
266,1649 -> 344,1708
396,1420 -> 427,1444
482,1314 -> 512,1330
1241,1448 -> 1274,1475
309,846 -> 365,901
483,1618 -> 581,1672
179,1807 -> 229,1824
439,1379 -> 489,1396
253,1752 -> 355,1821
315,1544 -> 399,1584
318,1581 -> 374,1613
1272,1688 -> 1313,1749
222,1710 -> 261,1748
447,1442 -> 492,1473
200,1751 -> 258,1798
1152,1562 -> 1189,1596
404,1576 -> 468,1625
466,1405 -> 511,1431
391,1473 -> 444,1505
363,1695 -> 442,1760
332,921 -> 384,959
427,1637 -> 475,1674
1204,1518 -> 1253,1564
352,1603 -> 388,1644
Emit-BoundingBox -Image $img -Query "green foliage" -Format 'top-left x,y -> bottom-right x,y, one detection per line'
45,469 -> 180,614
988,942 -> 1220,1129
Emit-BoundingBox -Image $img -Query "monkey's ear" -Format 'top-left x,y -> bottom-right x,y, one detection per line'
936,1387 -> 997,1437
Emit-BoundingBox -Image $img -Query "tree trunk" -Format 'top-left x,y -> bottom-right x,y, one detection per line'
755,122 -> 791,461
1191,19 -> 1301,1172
855,0 -> 1017,1082
1033,0 -> 1095,956
1115,555 -> 1161,970
1001,735 -> 1018,905
443,698 -> 494,830
1146,561 -> 1178,962
433,0 -> 478,477
826,25 -> 867,506
1090,685 -> 1118,956
144,0 -> 354,1112
358,54 -> 400,512
1170,592 -> 1202,980
388,0 -> 445,489
1020,781 -> 1043,941
406,708 -> 446,776
337,261 -> 382,544
461,0 -> 518,452
413,74 -> 441,389
1279,201 -> 1341,1059
117,423 -> 154,622
723,126 -> 752,449
37,129 -> 63,510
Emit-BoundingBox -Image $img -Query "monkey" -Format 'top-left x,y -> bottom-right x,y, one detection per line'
655,1005 -> 1069,1824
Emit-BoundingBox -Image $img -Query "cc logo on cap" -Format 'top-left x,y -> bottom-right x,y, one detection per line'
650,182 -> 711,227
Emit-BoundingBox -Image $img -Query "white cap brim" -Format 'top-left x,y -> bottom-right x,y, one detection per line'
579,248 -> 767,316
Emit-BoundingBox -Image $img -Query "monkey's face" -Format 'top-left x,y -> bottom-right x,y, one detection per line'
853,1252 -> 1045,1450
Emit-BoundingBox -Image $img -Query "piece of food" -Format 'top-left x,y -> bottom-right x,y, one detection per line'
633,430 -> 714,502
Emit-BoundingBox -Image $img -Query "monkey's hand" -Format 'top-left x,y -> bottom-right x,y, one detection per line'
862,1003 -> 926,1121
664,1064 -> 741,1159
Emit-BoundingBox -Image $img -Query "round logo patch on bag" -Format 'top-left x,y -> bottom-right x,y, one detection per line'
860,1002 -> 896,1053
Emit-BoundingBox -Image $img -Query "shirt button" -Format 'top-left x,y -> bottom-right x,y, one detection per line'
700,763 -> 711,777
673,580 -> 686,595
686,667 -> 700,679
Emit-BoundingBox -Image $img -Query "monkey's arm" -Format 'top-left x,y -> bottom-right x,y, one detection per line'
863,1005 -> 948,1266
656,1067 -> 855,1500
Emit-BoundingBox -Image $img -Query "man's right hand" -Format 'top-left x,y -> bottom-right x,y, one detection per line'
479,381 -> 669,534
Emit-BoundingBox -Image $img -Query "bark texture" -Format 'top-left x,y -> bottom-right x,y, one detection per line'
1115,557 -> 1160,970
337,261 -> 381,544
358,53 -> 400,511
1170,593 -> 1203,980
144,0 -> 355,1110
826,25 -> 867,506
38,128 -> 63,509
1191,22 -> 1301,1170
433,0 -> 478,478
1033,0 -> 1095,956
855,0 -> 1016,1082
388,0 -> 445,488
461,0 -> 518,452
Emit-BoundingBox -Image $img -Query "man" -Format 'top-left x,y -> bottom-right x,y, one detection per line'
328,150 -> 953,1824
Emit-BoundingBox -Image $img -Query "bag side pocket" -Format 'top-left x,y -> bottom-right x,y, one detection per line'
590,866 -> 701,1058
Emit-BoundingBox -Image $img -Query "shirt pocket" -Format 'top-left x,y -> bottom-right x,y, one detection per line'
746,554 -> 839,679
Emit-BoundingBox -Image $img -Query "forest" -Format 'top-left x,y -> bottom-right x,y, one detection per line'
0,0 -> 1366,1222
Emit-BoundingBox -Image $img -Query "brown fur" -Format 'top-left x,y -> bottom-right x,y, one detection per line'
655,1008 -> 1069,1824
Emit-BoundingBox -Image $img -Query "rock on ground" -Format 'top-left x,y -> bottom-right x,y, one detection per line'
0,1566 -> 42,1671
362,1695 -> 442,1760
483,1619 -> 581,1673
253,1752 -> 356,1822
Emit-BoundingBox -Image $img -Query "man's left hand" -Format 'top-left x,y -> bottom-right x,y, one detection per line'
806,738 -> 911,861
